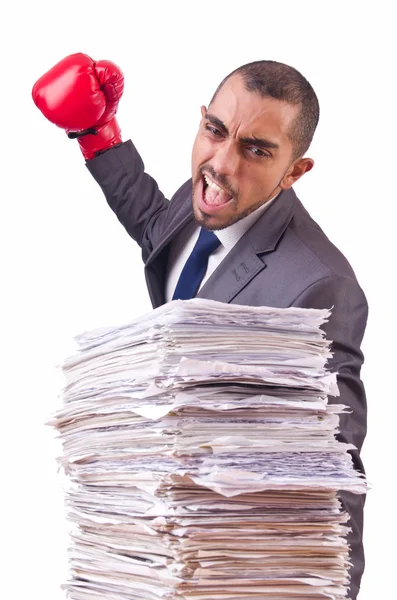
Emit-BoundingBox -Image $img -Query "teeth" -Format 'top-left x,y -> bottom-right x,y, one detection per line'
204,175 -> 224,194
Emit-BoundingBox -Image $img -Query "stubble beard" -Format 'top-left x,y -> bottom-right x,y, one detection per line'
191,170 -> 240,231
192,185 -> 276,231
191,164 -> 285,231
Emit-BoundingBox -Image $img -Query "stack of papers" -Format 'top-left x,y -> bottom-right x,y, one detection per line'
48,298 -> 367,600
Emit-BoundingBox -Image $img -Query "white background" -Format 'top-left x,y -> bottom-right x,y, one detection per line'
1,1 -> 395,598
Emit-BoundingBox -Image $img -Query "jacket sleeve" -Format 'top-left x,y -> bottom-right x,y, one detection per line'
85,140 -> 170,262
292,274 -> 368,600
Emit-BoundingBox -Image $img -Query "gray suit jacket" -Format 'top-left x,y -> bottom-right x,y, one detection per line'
87,140 -> 368,599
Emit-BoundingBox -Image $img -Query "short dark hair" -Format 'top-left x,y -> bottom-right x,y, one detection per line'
210,60 -> 320,159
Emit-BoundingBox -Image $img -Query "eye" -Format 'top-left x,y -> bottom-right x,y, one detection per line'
205,124 -> 222,137
248,147 -> 269,158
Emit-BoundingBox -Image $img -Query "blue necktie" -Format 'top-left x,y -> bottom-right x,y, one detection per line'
172,228 -> 221,300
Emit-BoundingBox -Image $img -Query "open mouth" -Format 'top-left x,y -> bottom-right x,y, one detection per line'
199,173 -> 234,213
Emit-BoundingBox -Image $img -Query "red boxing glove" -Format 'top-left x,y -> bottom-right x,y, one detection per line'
32,53 -> 124,159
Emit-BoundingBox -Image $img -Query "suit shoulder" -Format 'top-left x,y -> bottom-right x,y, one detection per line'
288,198 -> 359,281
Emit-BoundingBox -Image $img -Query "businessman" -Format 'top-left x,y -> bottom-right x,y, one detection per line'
33,53 -> 368,598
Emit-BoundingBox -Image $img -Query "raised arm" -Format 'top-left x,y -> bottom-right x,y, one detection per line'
86,140 -> 170,262
32,53 -> 170,259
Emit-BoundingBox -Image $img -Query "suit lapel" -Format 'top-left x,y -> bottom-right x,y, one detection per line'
145,185 -> 297,307
197,187 -> 297,303
197,241 -> 266,302
145,202 -> 194,268
144,189 -> 194,308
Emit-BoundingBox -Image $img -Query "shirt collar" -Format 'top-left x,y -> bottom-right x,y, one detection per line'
214,192 -> 280,250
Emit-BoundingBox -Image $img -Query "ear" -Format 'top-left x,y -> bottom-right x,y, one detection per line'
200,105 -> 207,119
279,157 -> 314,189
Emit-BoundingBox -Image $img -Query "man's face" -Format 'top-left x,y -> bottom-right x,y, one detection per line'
191,74 -> 310,230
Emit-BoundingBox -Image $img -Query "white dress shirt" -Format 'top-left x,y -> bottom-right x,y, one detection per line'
165,193 -> 280,302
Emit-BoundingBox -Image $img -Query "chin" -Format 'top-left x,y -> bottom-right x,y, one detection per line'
192,201 -> 241,231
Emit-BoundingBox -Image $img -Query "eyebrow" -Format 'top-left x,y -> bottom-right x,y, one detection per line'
205,112 -> 280,151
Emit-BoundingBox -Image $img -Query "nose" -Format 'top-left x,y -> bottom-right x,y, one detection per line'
211,140 -> 240,178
